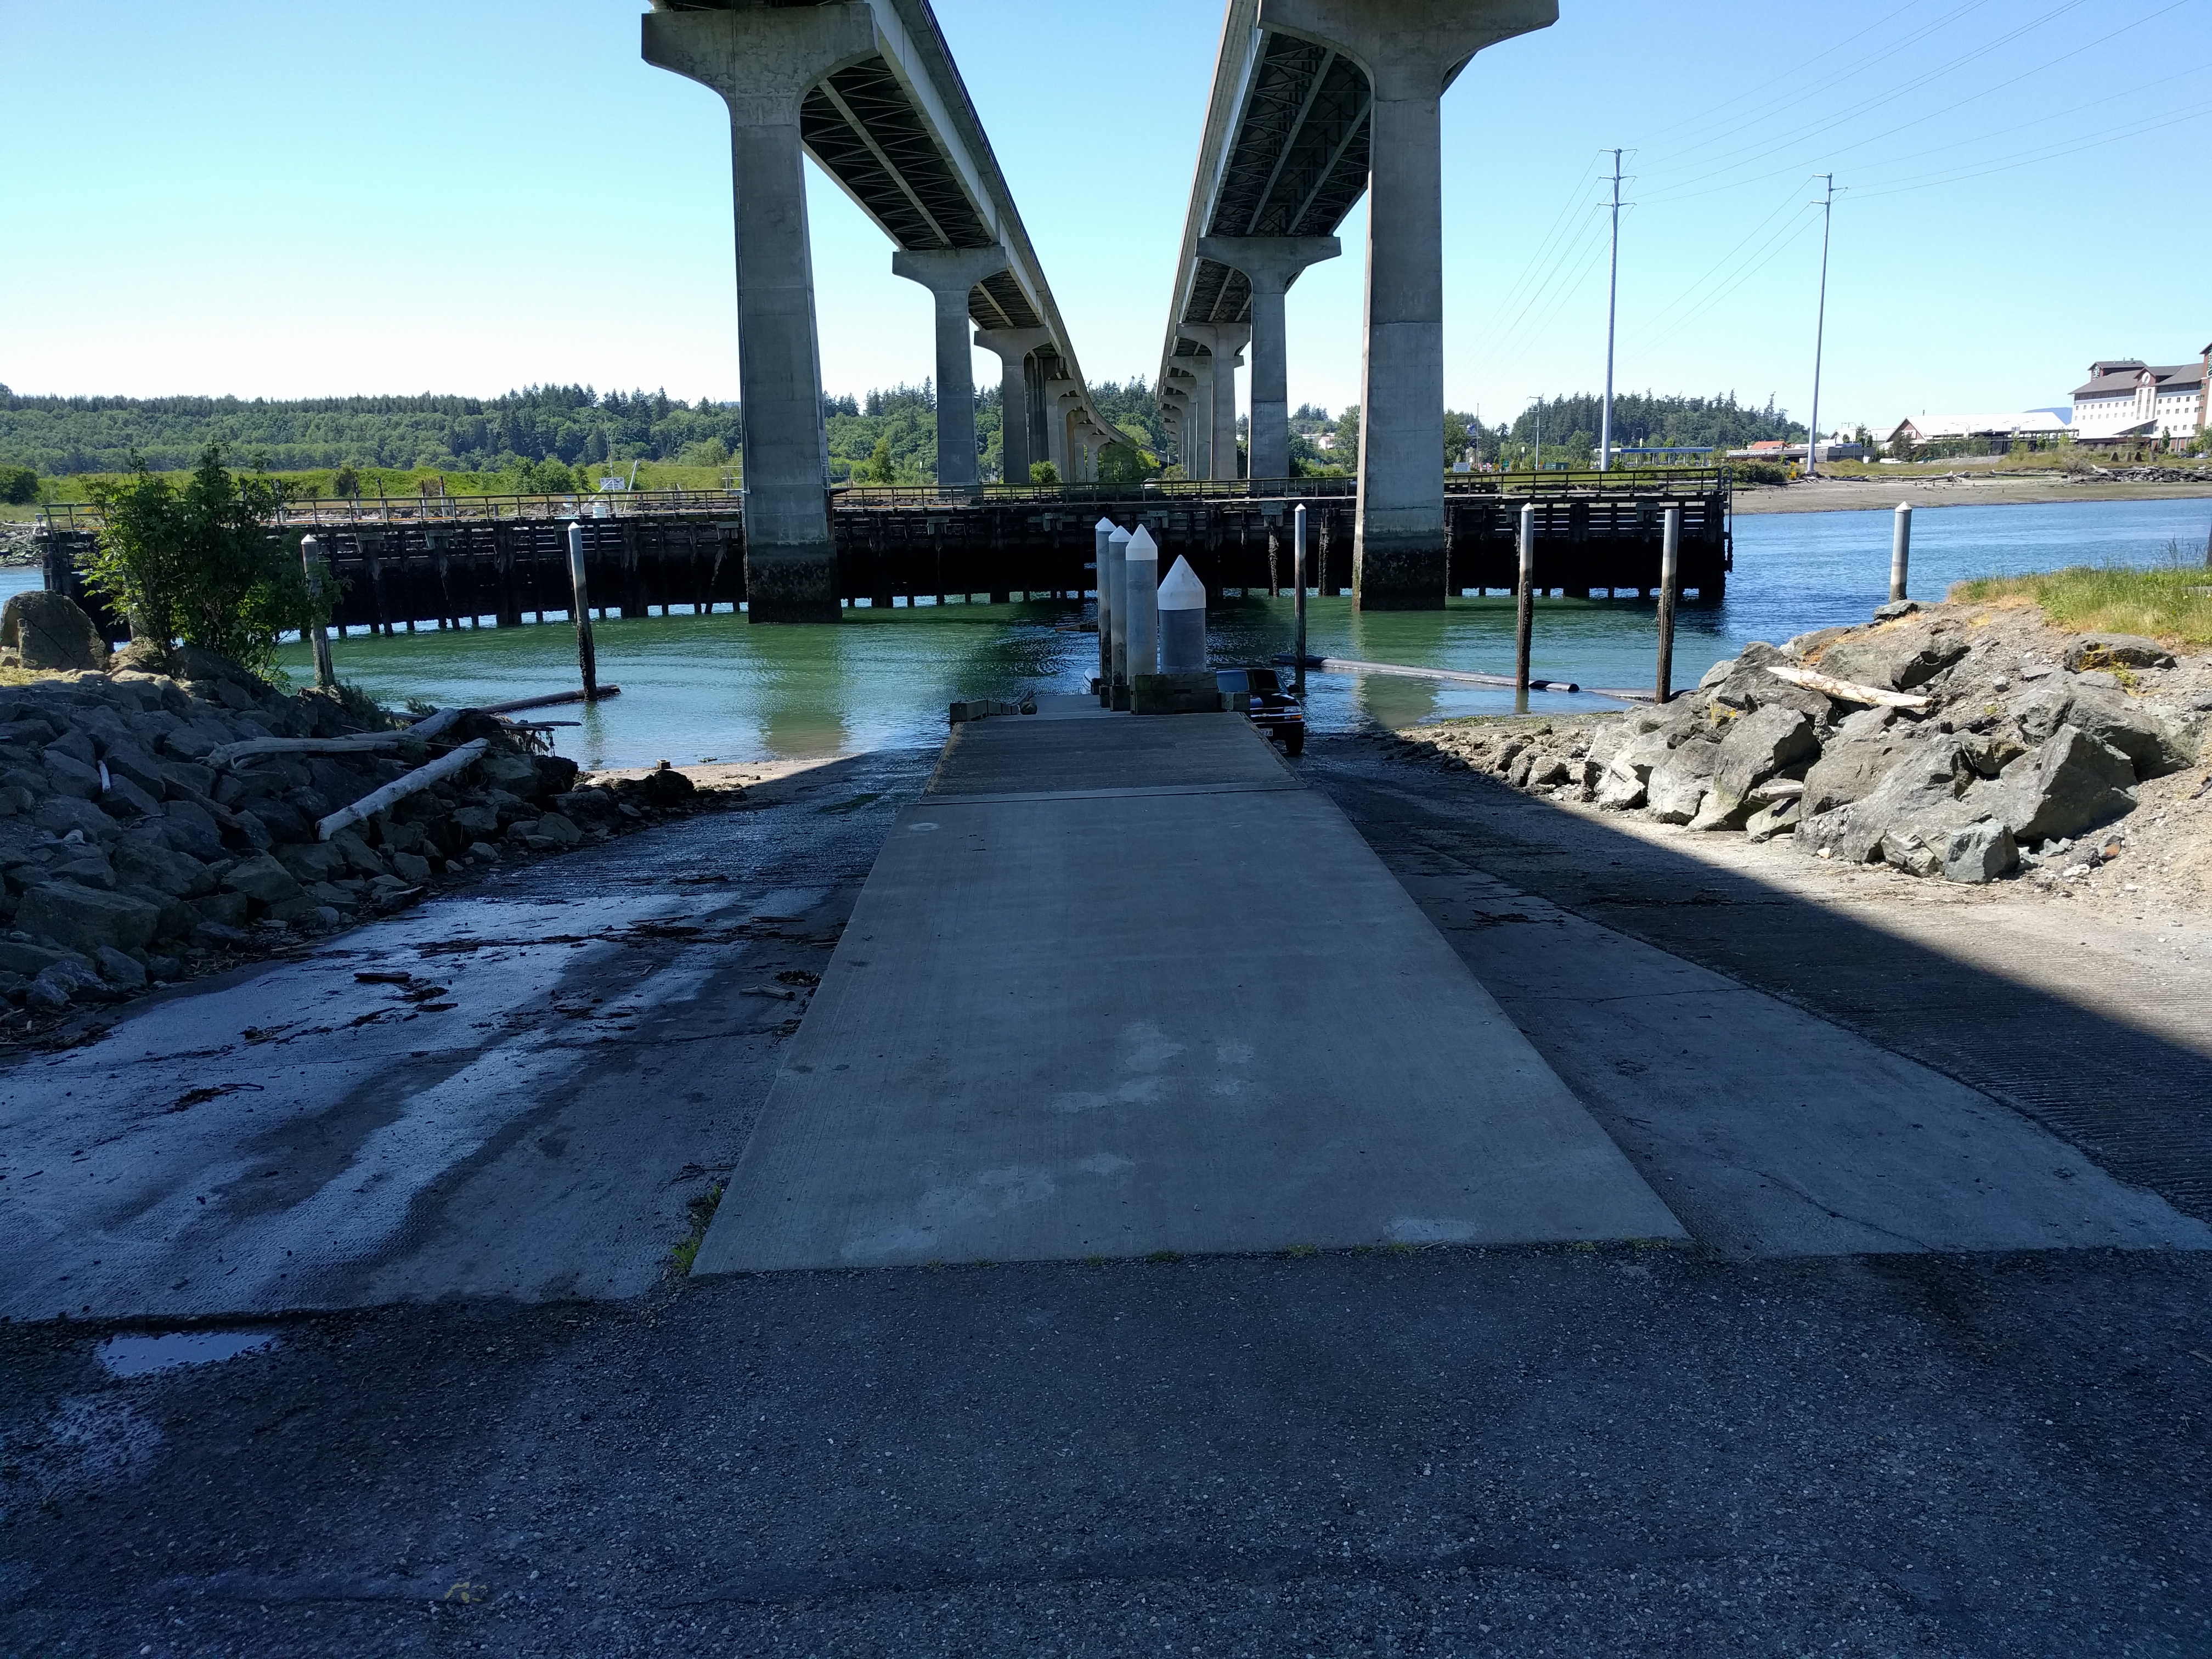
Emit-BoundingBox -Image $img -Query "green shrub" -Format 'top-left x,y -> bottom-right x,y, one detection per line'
1730,461 -> 1788,487
1028,460 -> 1060,486
82,445 -> 322,678
512,457 -> 579,495
0,465 -> 36,505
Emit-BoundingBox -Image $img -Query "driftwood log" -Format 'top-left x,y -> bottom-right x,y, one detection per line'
315,738 -> 489,842
1760,663 -> 1933,710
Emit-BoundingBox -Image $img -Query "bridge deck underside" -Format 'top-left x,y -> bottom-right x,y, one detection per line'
1176,32 -> 1370,348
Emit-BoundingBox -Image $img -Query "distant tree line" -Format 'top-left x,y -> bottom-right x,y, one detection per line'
0,383 -> 745,477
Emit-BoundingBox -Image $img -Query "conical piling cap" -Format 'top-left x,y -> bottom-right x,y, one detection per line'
1107,526 -> 1131,549
1156,554 -> 1206,611
1126,524 -> 1159,565
1094,516 -> 1118,533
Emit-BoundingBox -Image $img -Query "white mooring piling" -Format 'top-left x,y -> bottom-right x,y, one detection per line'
1105,526 -> 1132,703
1158,554 -> 1207,672
1891,502 -> 1912,603
1124,525 -> 1160,682
1093,516 -> 1117,685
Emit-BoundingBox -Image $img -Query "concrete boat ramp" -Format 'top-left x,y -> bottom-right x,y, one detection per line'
695,698 -> 1684,1272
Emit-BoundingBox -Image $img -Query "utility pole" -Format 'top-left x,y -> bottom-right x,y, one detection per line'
1600,148 -> 1623,472
1806,173 -> 1837,479
1533,398 -> 1542,473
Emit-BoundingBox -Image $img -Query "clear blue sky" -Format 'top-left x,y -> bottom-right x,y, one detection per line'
3,0 -> 2205,435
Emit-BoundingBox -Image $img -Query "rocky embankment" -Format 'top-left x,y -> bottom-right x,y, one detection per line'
2,637 -> 728,1034
1381,600 -> 2212,901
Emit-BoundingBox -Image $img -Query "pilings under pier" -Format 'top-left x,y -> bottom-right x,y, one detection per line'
36,473 -> 1730,638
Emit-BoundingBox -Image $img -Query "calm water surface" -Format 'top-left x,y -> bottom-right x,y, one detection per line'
13,496 -> 2210,770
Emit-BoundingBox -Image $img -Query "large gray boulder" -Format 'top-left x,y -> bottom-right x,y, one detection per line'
2011,676 -> 2191,778
16,881 -> 161,954
1701,706 -> 1819,825
1815,618 -> 1969,692
0,591 -> 107,672
1797,737 -> 1977,865
1942,820 -> 2019,884
1800,709 -> 1914,816
1994,725 -> 2137,845
1646,737 -> 1723,823
221,851 -> 303,906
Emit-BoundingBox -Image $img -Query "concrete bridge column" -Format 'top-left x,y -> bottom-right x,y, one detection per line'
1197,236 -> 1341,483
1161,384 -> 1193,472
975,325 -> 1051,483
1044,377 -> 1077,480
1178,355 -> 1215,481
642,3 -> 878,623
1257,0 -> 1555,607
892,247 -> 1010,491
1181,326 -> 1250,482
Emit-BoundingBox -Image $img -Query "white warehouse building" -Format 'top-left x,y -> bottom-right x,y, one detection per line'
2069,353 -> 2208,444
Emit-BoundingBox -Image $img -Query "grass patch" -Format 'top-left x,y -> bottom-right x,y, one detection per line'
1950,546 -> 2212,648
668,1182 -> 725,1276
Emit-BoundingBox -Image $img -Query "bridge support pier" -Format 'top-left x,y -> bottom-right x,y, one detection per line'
1045,377 -> 1079,481
1196,236 -> 1340,484
975,326 -> 1050,484
1162,374 -> 1197,476
1257,0 -> 1556,607
643,3 -> 877,622
893,247 -> 1010,490
1179,356 -> 1216,481
1181,326 -> 1249,483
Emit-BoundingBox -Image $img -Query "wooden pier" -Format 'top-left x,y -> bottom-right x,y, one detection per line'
36,469 -> 1730,637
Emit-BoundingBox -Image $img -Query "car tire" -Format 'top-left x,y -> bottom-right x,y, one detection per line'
1282,729 -> 1305,758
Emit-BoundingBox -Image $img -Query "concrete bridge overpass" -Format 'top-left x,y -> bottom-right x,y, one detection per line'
1157,0 -> 1556,610
644,0 -> 1127,620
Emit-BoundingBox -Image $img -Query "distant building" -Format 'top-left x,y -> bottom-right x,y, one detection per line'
1886,411 -> 2069,448
2069,357 -> 2205,444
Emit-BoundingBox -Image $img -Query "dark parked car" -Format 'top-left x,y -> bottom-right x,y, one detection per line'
1217,667 -> 1305,757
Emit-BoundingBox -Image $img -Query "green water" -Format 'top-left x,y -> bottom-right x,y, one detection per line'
41,492 -> 2211,771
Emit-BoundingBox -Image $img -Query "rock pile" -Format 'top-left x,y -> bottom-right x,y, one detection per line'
1382,601 -> 2208,889
2,640 -> 723,1026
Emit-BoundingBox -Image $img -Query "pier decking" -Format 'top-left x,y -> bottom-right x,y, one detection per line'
694,698 -> 1683,1272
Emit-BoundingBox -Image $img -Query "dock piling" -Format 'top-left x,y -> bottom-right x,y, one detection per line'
1292,503 -> 1308,697
1107,526 -> 1132,708
1125,526 -> 1160,682
1093,516 -> 1116,689
300,534 -> 336,690
1891,503 -> 1912,603
567,522 -> 599,702
1514,503 -> 1535,715
1656,506 -> 1680,704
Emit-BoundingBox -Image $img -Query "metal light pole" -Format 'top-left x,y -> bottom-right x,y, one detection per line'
1600,149 -> 1622,472
1807,173 -> 1837,479
1292,502 -> 1308,696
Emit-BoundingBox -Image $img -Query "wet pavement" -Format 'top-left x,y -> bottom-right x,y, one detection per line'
0,746 -> 935,1322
